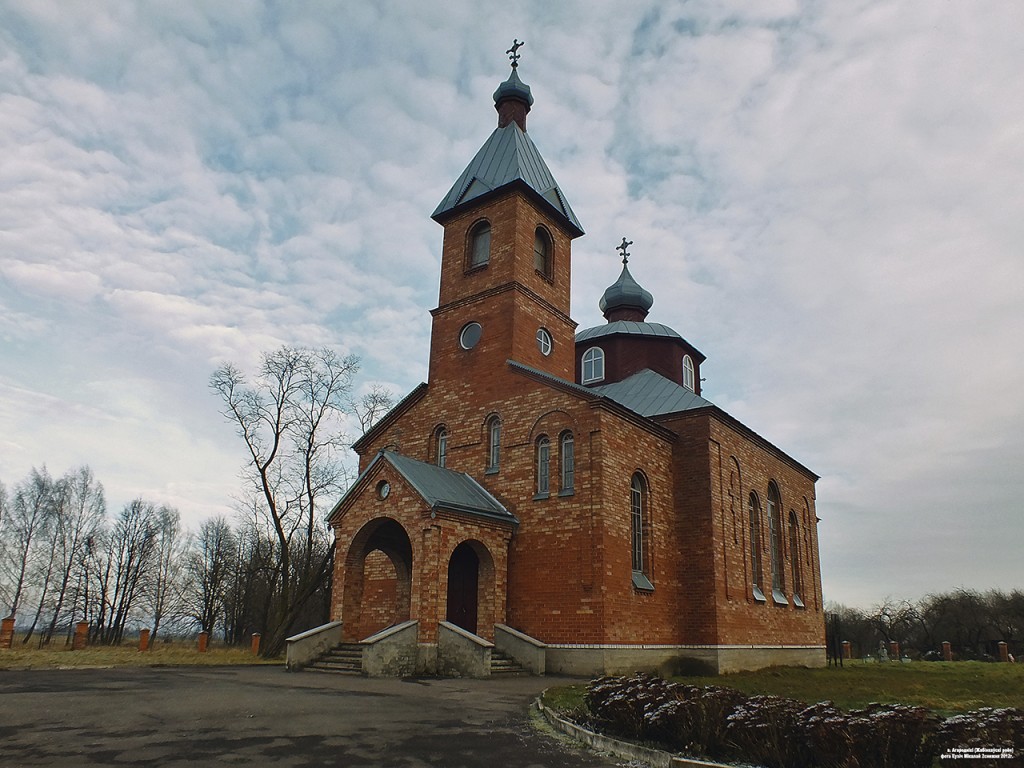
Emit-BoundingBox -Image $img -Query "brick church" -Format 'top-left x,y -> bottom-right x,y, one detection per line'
323,51 -> 825,676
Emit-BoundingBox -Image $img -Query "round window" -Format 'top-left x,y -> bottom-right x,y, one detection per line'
376,480 -> 391,500
536,327 -> 552,356
460,321 -> 482,350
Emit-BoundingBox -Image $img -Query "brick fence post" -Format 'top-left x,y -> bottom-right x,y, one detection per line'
0,616 -> 15,649
139,629 -> 150,652
942,641 -> 952,662
198,631 -> 209,653
251,633 -> 261,656
73,621 -> 89,650
841,640 -> 851,659
998,642 -> 1009,663
889,641 -> 900,660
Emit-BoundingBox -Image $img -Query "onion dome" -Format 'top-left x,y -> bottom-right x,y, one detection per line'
493,38 -> 533,130
599,238 -> 654,321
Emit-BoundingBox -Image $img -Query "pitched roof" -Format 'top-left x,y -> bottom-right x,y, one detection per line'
330,450 -> 516,526
431,122 -> 583,236
591,368 -> 713,418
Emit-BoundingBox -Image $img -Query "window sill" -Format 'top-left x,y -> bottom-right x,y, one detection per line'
485,467 -> 499,476
465,263 -> 489,274
534,268 -> 554,284
752,585 -> 767,603
793,594 -> 805,609
772,588 -> 789,606
532,492 -> 550,501
632,571 -> 654,592
558,488 -> 575,497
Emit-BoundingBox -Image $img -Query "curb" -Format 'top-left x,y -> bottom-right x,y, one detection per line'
533,696 -> 735,768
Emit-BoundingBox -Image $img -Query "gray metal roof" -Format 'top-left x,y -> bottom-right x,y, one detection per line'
432,123 -> 583,235
591,368 -> 713,418
575,320 -> 683,343
379,451 -> 516,524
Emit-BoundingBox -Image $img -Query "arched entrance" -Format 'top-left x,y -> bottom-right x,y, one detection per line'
342,518 -> 413,641
446,542 -> 479,634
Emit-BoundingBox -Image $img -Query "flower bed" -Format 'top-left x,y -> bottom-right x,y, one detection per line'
583,674 -> 1024,768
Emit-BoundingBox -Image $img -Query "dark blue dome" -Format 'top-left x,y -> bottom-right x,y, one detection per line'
492,67 -> 534,107
599,264 -> 654,318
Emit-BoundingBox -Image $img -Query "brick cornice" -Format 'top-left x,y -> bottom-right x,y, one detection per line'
431,281 -> 577,329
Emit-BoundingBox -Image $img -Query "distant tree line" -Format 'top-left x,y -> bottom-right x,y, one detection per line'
828,590 -> 1024,661
0,346 -> 393,656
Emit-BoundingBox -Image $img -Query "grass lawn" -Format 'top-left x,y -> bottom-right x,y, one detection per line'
544,661 -> 1024,717
0,639 -> 279,670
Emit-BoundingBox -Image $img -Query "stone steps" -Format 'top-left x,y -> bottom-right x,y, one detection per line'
305,643 -> 363,675
490,649 -> 526,676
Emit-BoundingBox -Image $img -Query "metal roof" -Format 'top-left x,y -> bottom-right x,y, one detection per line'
379,451 -> 516,524
432,122 -> 583,235
591,368 -> 713,418
575,320 -> 683,343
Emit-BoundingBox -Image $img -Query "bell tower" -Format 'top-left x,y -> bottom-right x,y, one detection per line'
428,42 -> 584,387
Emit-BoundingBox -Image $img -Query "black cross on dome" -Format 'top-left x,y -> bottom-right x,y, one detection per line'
506,39 -> 524,68
617,237 -> 633,264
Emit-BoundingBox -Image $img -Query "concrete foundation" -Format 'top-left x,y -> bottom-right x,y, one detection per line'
545,644 -> 827,676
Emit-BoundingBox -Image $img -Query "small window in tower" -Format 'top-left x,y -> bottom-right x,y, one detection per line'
582,347 -> 605,383
534,227 -> 552,278
459,321 -> 482,350
683,355 -> 695,391
469,221 -> 491,269
536,327 -> 552,356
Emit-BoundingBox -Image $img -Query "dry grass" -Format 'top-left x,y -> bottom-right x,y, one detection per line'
0,637 -> 279,670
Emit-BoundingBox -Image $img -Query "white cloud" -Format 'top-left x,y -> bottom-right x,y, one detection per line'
0,0 -> 1021,607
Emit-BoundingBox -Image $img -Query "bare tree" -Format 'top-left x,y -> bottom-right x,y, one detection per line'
211,346 -> 391,655
185,516 -> 235,636
97,499 -> 157,644
147,505 -> 186,644
41,466 -> 105,644
0,467 -> 56,618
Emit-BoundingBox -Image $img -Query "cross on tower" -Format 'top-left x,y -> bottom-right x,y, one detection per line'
506,39 -> 524,68
617,237 -> 633,264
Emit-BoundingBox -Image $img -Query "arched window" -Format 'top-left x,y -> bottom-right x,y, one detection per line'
767,483 -> 787,604
486,415 -> 501,472
435,426 -> 448,468
748,492 -> 765,601
534,227 -> 552,278
683,354 -> 695,391
469,221 -> 491,268
536,436 -> 550,496
789,510 -> 804,607
630,473 -> 652,589
582,347 -> 605,383
559,431 -> 575,493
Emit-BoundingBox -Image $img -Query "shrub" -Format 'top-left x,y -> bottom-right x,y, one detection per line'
846,703 -> 941,768
935,707 -> 1024,767
585,674 -> 676,741
726,694 -> 806,768
644,685 -> 746,760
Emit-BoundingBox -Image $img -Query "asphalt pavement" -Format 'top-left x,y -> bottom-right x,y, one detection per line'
0,666 -> 624,767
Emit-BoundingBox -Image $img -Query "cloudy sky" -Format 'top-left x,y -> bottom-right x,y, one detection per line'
2,0 -> 1021,609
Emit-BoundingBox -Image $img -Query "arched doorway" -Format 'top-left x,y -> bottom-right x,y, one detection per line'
342,518 -> 413,641
446,542 -> 479,634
